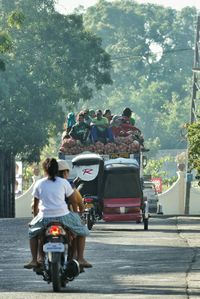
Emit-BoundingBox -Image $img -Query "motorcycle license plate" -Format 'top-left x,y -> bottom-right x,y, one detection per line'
43,242 -> 65,252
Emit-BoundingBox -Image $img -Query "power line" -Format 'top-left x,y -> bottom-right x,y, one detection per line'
53,46 -> 193,65
110,47 -> 193,61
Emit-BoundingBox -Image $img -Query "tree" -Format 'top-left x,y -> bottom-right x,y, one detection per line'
0,10 -> 24,217
0,0 -> 112,161
0,31 -> 12,70
0,0 -> 112,216
83,0 -> 196,149
187,118 -> 200,177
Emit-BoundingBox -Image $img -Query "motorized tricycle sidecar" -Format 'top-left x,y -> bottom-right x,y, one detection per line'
102,157 -> 149,230
72,153 -> 104,230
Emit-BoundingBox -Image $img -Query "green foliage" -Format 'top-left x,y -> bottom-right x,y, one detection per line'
7,10 -> 25,28
22,162 -> 36,191
1,0 -> 195,163
162,176 -> 177,191
0,59 -> 5,70
21,135 -> 62,191
144,137 -> 161,158
0,1 -> 112,162
40,136 -> 61,162
187,119 -> 200,174
143,156 -> 173,178
157,93 -> 189,148
83,0 -> 195,149
0,31 -> 12,53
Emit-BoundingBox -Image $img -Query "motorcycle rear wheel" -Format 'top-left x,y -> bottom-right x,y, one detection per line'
87,210 -> 94,230
51,262 -> 61,292
143,218 -> 148,230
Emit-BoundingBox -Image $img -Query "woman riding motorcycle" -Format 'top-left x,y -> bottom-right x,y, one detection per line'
24,157 -> 92,269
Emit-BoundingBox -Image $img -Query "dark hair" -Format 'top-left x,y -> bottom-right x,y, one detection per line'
77,112 -> 84,120
122,107 -> 132,118
103,109 -> 111,116
96,109 -> 102,115
42,158 -> 58,181
58,170 -> 65,178
83,109 -> 89,115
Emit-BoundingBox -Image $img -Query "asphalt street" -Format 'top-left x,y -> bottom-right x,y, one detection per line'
0,216 -> 200,298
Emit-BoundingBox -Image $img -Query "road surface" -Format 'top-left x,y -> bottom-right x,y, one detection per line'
0,216 -> 200,298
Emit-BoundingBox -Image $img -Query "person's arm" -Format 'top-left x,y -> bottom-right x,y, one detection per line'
69,125 -> 76,139
74,189 -> 85,213
33,197 -> 39,217
86,123 -> 90,131
68,191 -> 78,212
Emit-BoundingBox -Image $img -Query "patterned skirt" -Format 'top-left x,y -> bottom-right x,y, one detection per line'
28,212 -> 89,239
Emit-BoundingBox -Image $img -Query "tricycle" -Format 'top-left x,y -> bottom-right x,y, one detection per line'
102,157 -> 149,230
72,153 -> 149,230
72,153 -> 104,230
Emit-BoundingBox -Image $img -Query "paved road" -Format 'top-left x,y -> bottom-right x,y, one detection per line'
0,216 -> 200,298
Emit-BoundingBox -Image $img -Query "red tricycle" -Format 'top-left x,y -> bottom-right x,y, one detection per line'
72,153 -> 149,230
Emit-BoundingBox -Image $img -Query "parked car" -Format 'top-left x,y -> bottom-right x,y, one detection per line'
143,181 -> 159,214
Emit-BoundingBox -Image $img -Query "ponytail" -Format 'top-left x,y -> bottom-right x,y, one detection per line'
42,158 -> 58,181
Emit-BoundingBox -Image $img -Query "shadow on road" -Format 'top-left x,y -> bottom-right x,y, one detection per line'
0,217 -> 199,296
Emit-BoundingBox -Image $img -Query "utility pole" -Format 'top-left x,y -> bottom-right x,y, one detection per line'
184,15 -> 200,214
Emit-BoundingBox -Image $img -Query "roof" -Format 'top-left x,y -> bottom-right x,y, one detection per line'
72,152 -> 103,166
104,157 -> 139,169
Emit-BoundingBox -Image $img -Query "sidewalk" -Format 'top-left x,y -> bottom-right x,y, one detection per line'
176,216 -> 200,299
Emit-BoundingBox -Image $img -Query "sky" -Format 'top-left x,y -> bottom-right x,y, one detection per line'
55,0 -> 200,14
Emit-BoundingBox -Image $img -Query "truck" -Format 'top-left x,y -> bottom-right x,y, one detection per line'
58,137 -> 147,181
58,111 -> 148,193
58,120 -> 150,228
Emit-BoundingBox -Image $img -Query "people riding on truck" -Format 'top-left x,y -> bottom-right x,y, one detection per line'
103,109 -> 113,123
88,109 -> 96,121
66,112 -> 76,134
60,107 -> 145,155
69,112 -> 90,145
122,107 -> 135,126
90,109 -> 114,143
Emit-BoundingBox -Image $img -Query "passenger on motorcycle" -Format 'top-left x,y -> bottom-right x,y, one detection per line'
24,158 -> 92,270
57,159 -> 84,213
57,159 -> 85,260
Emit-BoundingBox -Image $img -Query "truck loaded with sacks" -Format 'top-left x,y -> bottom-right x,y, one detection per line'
58,108 -> 148,180
58,108 -> 149,229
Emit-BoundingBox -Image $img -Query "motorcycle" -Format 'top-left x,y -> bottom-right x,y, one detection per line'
34,222 -> 80,292
83,195 -> 102,230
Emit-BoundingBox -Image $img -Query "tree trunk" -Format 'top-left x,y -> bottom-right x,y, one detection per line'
0,151 -> 15,218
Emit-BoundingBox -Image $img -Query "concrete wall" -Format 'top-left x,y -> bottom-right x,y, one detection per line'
189,187 -> 200,214
15,176 -> 40,218
15,172 -> 200,217
158,171 -> 200,215
158,172 -> 185,214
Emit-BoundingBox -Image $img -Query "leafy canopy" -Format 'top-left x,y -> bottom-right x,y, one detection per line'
0,0 -> 112,161
83,0 -> 196,149
187,118 -> 200,175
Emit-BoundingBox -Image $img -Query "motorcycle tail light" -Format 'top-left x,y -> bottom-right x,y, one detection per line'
84,198 -> 93,203
46,225 -> 66,236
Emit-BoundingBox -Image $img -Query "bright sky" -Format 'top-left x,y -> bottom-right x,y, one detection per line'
55,0 -> 200,14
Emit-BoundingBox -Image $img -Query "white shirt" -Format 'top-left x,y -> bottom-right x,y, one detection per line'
32,176 -> 74,217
